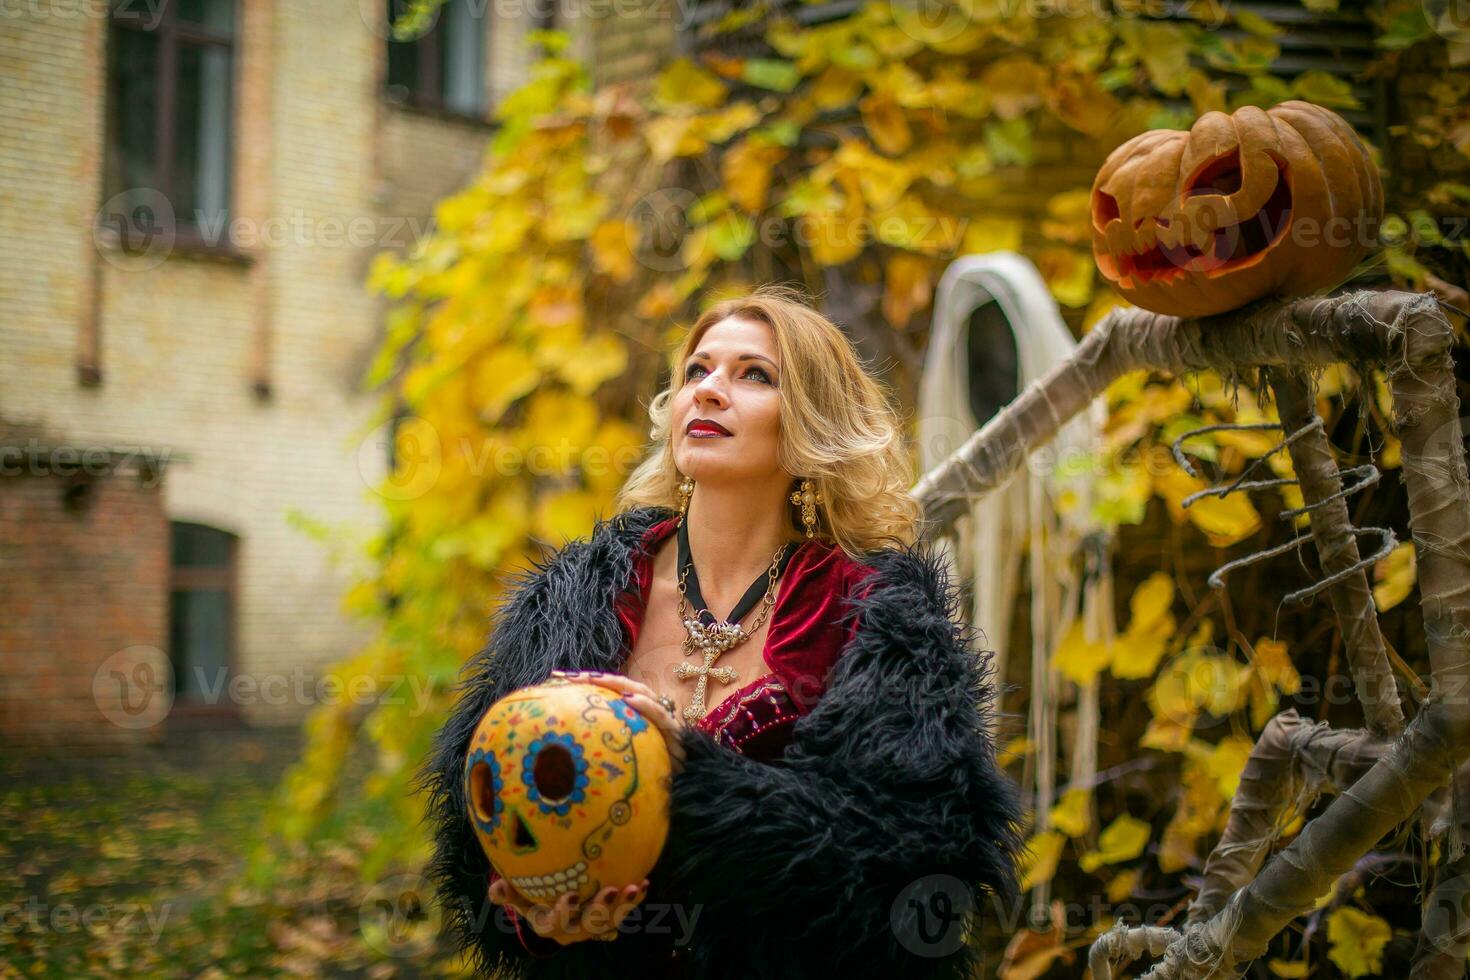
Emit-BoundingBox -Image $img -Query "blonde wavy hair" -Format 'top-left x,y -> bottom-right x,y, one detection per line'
615,283 -> 922,557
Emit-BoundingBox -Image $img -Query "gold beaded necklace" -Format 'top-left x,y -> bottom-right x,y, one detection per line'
671,519 -> 798,721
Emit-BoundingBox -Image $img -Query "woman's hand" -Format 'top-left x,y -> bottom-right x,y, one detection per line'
550,669 -> 687,774
488,875 -> 648,945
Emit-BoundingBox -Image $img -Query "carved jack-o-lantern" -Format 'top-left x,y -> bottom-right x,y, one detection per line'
1090,100 -> 1383,318
464,678 -> 671,905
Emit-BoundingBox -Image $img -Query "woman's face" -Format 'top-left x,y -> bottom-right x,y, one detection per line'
671,315 -> 785,486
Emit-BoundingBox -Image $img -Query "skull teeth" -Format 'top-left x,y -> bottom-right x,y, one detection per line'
510,861 -> 590,900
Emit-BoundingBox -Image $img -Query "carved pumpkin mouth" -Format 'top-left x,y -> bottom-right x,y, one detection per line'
1101,150 -> 1294,287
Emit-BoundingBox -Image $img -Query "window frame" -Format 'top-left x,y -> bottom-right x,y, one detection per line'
102,0 -> 242,258
167,521 -> 243,722
384,0 -> 491,123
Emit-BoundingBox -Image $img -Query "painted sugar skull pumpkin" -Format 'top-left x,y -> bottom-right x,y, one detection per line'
464,678 -> 671,905
1090,100 -> 1383,318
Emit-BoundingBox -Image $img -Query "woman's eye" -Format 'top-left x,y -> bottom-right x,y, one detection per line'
684,364 -> 774,385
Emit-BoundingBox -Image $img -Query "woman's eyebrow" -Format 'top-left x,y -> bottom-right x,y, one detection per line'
689,351 -> 779,370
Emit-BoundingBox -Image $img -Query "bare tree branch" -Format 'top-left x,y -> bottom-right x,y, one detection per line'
1188,710 -> 1385,923
1270,371 -> 1406,737
909,289 -> 1470,977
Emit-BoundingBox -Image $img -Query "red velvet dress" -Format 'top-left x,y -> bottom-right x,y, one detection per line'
499,515 -> 879,968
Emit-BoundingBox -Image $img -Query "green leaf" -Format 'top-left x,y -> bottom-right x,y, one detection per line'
1379,213 -> 1409,247
984,118 -> 1033,167
1407,210 -> 1443,245
1385,246 -> 1431,286
1234,9 -> 1282,36
1291,70 -> 1361,109
756,119 -> 802,147
742,58 -> 802,92
1376,6 -> 1434,49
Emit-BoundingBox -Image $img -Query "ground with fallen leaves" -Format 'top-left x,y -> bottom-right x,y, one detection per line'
0,730 -> 460,978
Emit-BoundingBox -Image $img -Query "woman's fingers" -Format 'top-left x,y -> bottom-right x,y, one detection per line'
552,669 -> 656,701
549,671 -> 686,773
617,692 -> 687,772
488,877 -> 534,919
577,883 -> 644,938
610,880 -> 649,928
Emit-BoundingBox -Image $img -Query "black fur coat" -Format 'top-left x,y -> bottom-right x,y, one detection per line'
422,504 -> 1025,979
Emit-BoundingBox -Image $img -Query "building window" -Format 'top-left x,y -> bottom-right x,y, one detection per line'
386,0 -> 488,118
102,0 -> 236,250
168,522 -> 238,705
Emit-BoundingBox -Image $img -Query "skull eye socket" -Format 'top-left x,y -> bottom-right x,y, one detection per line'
468,761 -> 499,825
1186,148 -> 1244,197
532,743 -> 576,802
1093,189 -> 1120,229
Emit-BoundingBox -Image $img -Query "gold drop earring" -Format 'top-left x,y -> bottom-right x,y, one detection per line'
675,474 -> 695,526
789,478 -> 824,539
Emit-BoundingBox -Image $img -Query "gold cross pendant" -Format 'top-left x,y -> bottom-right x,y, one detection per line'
674,622 -> 743,720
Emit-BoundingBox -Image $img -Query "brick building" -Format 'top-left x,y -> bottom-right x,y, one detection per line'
0,0 -> 675,746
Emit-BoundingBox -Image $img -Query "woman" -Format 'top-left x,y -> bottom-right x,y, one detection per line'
422,285 -> 1024,979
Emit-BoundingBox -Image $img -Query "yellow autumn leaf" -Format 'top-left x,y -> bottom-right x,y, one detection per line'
962,216 -> 1023,255
833,140 -> 912,209
694,101 -> 762,145
1106,869 -> 1139,904
1129,573 -> 1174,632
858,92 -> 912,155
871,195 -> 963,254
805,207 -> 867,266
1326,907 -> 1391,977
589,219 -> 636,282
1251,637 -> 1301,695
1141,713 -> 1194,753
654,57 -> 728,110
1206,735 -> 1255,797
1267,959 -> 1309,978
1040,188 -> 1093,246
1046,70 -> 1125,138
534,488 -> 602,545
1372,541 -> 1417,612
1110,573 -> 1176,680
1079,815 -> 1151,872
519,390 -> 600,475
1082,290 -> 1127,334
882,253 -> 934,329
998,735 -> 1031,767
587,418 -> 645,493
1159,753 -> 1228,872
557,331 -> 628,396
723,139 -> 788,213
1035,246 -> 1095,309
1055,620 -> 1112,685
1048,788 -> 1092,838
1019,830 -> 1065,892
810,64 -> 863,110
644,116 -> 707,162
1380,434 -> 1402,469
978,56 -> 1048,120
474,346 -> 541,424
1154,462 -> 1262,547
